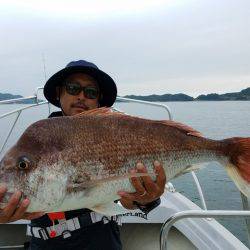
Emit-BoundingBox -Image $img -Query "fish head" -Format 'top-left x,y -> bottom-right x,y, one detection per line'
0,119 -> 68,211
0,141 -> 41,195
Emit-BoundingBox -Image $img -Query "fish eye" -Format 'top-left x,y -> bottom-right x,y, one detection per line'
17,156 -> 30,170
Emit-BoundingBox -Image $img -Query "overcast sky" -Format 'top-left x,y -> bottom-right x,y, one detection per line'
0,0 -> 250,97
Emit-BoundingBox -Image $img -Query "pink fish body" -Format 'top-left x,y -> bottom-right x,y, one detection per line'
0,108 -> 249,215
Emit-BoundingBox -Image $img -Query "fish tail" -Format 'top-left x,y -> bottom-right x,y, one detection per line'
222,137 -> 250,196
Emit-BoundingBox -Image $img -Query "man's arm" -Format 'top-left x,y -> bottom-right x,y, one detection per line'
118,161 -> 166,213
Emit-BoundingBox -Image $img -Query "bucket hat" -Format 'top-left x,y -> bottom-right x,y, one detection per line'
43,60 -> 117,107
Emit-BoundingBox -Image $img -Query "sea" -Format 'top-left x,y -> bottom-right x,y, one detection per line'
0,100 -> 250,246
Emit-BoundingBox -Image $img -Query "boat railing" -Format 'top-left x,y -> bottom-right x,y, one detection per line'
116,96 -> 173,120
160,210 -> 250,250
0,87 -> 49,156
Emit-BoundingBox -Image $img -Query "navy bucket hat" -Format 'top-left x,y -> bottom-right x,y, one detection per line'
43,60 -> 117,107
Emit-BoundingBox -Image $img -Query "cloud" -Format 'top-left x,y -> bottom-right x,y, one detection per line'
0,0 -> 249,96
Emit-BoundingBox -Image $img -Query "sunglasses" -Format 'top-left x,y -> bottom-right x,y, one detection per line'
64,82 -> 99,99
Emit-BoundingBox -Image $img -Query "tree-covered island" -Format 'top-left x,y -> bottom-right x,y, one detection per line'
1,87 -> 249,103
123,87 -> 250,102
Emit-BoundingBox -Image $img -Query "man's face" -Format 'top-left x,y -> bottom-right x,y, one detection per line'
59,73 -> 99,116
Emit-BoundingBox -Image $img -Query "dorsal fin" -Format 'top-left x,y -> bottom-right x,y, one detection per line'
158,120 -> 203,137
73,107 -> 124,117
73,107 -> 109,116
73,107 -> 133,118
73,108 -> 202,137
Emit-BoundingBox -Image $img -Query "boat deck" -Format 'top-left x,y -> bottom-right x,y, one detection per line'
0,223 -> 196,250
121,223 -> 196,250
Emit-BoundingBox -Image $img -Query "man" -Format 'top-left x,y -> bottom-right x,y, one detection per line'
0,60 -> 166,249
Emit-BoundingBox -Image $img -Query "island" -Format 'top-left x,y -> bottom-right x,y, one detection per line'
1,87 -> 250,103
123,87 -> 250,102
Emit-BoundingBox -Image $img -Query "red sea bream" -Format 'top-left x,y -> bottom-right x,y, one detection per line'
0,108 -> 250,215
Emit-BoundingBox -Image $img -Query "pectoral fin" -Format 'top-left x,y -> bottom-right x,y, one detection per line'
173,164 -> 205,178
182,163 -> 205,174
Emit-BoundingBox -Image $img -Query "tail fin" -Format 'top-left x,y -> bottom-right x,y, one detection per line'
223,137 -> 250,196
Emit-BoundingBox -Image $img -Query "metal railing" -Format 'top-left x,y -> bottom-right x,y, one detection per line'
0,96 -> 37,105
117,96 -> 173,120
160,210 -> 250,250
0,87 -> 50,156
0,101 -> 48,156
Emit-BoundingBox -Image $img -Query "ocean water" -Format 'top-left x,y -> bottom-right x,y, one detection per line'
0,101 -> 250,246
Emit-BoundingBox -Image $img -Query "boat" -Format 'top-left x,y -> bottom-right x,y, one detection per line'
0,88 -> 250,249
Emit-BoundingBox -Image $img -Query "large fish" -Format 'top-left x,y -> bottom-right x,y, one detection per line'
0,108 -> 250,215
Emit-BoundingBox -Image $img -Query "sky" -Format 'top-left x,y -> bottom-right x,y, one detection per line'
0,0 -> 250,98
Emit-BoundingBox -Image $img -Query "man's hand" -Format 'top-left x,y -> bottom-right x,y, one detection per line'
118,161 -> 166,209
0,185 -> 44,223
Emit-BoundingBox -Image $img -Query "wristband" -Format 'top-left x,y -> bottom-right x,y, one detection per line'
133,198 -> 161,214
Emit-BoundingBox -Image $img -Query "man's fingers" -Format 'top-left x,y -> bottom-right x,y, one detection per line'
0,184 -> 7,201
129,169 -> 146,195
136,163 -> 157,195
119,196 -> 137,210
119,190 -> 151,205
154,161 -> 166,193
118,161 -> 166,209
2,191 -> 22,219
118,191 -> 137,201
0,188 -> 44,223
10,199 -> 30,221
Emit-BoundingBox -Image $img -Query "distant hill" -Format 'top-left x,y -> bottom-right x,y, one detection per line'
124,87 -> 250,102
123,93 -> 194,102
196,87 -> 250,101
0,93 -> 42,104
1,87 -> 250,103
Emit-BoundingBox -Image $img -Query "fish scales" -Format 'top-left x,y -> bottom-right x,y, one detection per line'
39,114 -> 222,170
